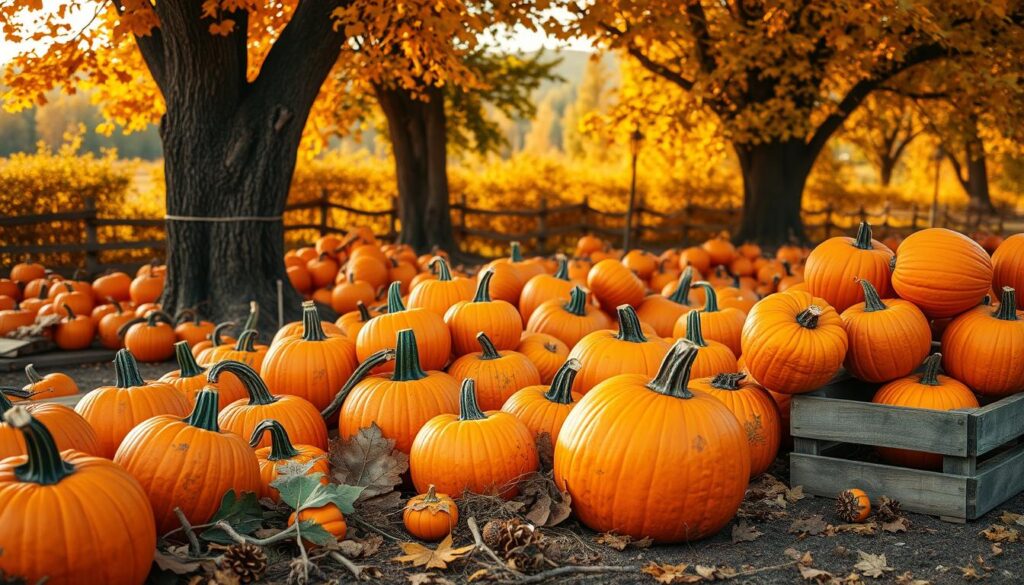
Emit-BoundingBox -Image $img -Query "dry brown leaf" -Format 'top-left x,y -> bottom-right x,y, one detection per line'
991,543 -> 1003,557
641,562 -> 702,584
980,524 -> 1019,543
408,573 -> 457,585
392,534 -> 475,570
634,536 -> 654,548
831,522 -> 878,536
330,423 -> 409,504
338,534 -> 383,559
731,520 -> 763,543
467,568 -> 493,582
785,548 -> 814,565
797,564 -> 832,582
998,510 -> 1023,526
894,571 -> 932,585
960,564 -> 984,581
512,472 -> 573,527
881,517 -> 909,533
854,551 -> 893,578
789,515 -> 829,536
695,565 -> 737,580
154,550 -> 202,575
595,532 -> 650,550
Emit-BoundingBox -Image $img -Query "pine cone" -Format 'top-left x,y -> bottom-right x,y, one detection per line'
482,518 -> 541,556
875,496 -> 903,522
222,542 -> 268,583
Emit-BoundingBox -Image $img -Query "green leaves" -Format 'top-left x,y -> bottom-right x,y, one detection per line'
200,490 -> 263,544
271,471 -> 364,515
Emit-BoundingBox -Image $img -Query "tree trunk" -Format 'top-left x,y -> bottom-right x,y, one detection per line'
879,157 -> 895,187
965,132 -> 993,212
733,140 -> 812,246
376,85 -> 456,254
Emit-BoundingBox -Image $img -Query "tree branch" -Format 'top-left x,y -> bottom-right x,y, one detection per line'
597,20 -> 696,90
684,2 -> 717,75
109,0 -> 167,92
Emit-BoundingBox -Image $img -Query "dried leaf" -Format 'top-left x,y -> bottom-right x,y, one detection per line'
980,524 -> 1019,543
330,423 -> 409,502
594,532 -> 632,550
731,520 -> 763,543
789,515 -> 829,536
338,534 -> 383,559
512,472 -> 573,527
408,573 -> 457,585
641,562 -> 702,584
894,571 -> 932,585
797,564 -> 832,582
998,510 -> 1023,526
881,517 -> 909,533
153,550 -> 201,575
990,542 -> 1003,556
786,485 -> 806,502
392,534 -> 475,570
960,564 -> 984,581
854,551 -> 893,578
695,565 -> 736,580
831,522 -> 878,536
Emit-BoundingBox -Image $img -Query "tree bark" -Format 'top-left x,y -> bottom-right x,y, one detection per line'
964,131 -> 993,212
879,158 -> 895,187
733,140 -> 812,246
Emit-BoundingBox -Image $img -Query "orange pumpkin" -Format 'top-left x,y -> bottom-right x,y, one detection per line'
567,305 -> 671,394
91,271 -> 132,303
96,299 -> 136,349
637,267 -> 701,337
21,364 -> 78,400
0,304 -> 35,335
804,222 -> 894,312
992,234 -> 1024,309
159,341 -> 248,408
519,255 -> 576,323
448,332 -> 541,411
331,274 -> 377,315
403,484 -> 459,542
200,329 -> 269,373
622,249 -> 658,280
406,257 -> 475,320
836,488 -> 872,523
516,332 -> 570,384
336,301 -> 374,338
587,259 -> 645,310
445,269 -> 523,355
289,504 -> 348,543
526,285 -> 611,348
500,357 -> 581,441
129,268 -> 164,305
481,257 -> 525,305
941,287 -> 1024,397
671,283 -> 745,356
0,389 -> 99,459
702,235 -> 736,266
10,260 -> 46,285
357,282 -> 451,373
690,372 -> 781,477
120,310 -> 176,362
54,303 -> 95,350
891,228 -> 992,319
840,280 -> 931,383
173,308 -> 215,346
250,419 -> 329,501
682,310 -> 738,378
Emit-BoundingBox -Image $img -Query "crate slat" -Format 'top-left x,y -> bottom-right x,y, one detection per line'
972,393 -> 1024,455
973,442 -> 1024,518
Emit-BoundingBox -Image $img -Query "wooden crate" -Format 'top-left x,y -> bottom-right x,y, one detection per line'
789,376 -> 1024,522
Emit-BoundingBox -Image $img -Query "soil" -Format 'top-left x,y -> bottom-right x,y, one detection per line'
2,361 -> 1022,585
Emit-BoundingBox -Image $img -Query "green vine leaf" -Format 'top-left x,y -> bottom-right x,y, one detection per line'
200,490 -> 263,544
271,471 -> 364,514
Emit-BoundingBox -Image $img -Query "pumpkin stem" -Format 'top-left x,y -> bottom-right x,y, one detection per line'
473,269 -> 494,302
174,341 -> 206,378
553,255 -> 569,280
117,315 -> 145,338
429,257 -> 453,282
393,329 -> 428,382
994,287 -> 1018,321
544,358 -> 580,404
458,378 -> 488,421
114,349 -> 146,388
667,267 -> 695,305
476,332 -> 502,360
183,389 -> 220,432
243,301 -> 260,331
0,389 -> 14,415
854,222 -> 873,250
146,310 -> 172,327
918,353 -> 943,386
61,302 -> 76,319
174,308 -> 197,325
859,280 -> 887,312
320,348 -> 395,420
781,260 -> 793,277
355,301 -> 372,322
710,372 -> 746,391
615,305 -> 648,343
4,407 -> 76,485
795,305 -> 823,329
108,297 -> 124,315
211,321 -> 236,347
684,310 -> 708,347
646,339 -> 698,399
386,282 -> 406,313
24,363 -> 43,385
208,361 -> 278,406
250,419 -> 301,460
510,241 -> 524,263
564,286 -> 589,317
692,281 -> 719,313
300,301 -> 328,342
234,329 -> 260,352
423,484 -> 441,503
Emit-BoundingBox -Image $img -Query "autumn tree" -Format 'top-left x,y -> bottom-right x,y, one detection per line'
563,56 -> 613,159
559,1 -> 1024,245
843,94 -> 922,187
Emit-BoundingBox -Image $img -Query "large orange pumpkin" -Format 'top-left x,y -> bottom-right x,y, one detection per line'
357,282 -> 451,372
941,287 -> 1024,397
671,282 -> 745,356
587,258 -> 645,310
891,228 -> 993,319
840,280 -> 932,383
804,222 -> 894,312
526,285 -> 611,348
690,372 -> 781,477
637,267 -> 701,337
445,269 -> 523,355
21,363 -> 78,400
120,310 -> 177,362
173,308 -> 215,347
407,257 -> 475,317
567,305 -> 671,394
500,357 -> 581,441
0,390 -> 99,459
993,234 -> 1024,309
519,255 -> 576,323
447,332 -> 541,411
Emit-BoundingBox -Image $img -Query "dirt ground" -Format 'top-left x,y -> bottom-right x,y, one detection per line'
2,360 -> 1022,584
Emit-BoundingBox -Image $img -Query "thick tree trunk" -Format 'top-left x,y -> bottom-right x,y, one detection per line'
733,140 -> 812,246
879,158 -> 895,187
965,134 -> 993,212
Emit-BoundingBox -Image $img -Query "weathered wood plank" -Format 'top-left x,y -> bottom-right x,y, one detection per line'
973,442 -> 1024,519
972,393 -> 1024,456
790,453 -> 971,519
0,348 -> 117,372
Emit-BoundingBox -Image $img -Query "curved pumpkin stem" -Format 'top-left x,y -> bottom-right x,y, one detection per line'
994,287 -> 1018,321
234,329 -> 260,352
61,302 -> 76,320
320,348 -> 396,420
393,329 -> 428,382
553,255 -> 569,281
3,406 -> 76,485
24,363 -> 43,385
646,339 -> 698,399
355,301 -> 372,323
476,332 -> 502,360
614,305 -> 648,343
458,378 -> 487,421
208,361 -> 277,406
853,222 -> 873,251
918,353 -> 943,386
510,241 -> 524,263
684,311 -> 708,348
795,305 -> 823,329
544,358 -> 580,404
107,297 -> 124,315
563,286 -> 589,317
250,419 -> 301,460
174,308 -> 200,326
174,341 -> 206,378
692,281 -> 719,313
667,267 -> 695,305
858,280 -> 887,313
184,389 -> 220,431
244,301 -> 260,331
386,281 -> 406,313
710,372 -> 746,391
210,321 -> 237,347
473,269 -> 494,303
114,349 -> 146,388
299,301 -> 328,342
117,315 -> 145,337
429,257 -> 453,282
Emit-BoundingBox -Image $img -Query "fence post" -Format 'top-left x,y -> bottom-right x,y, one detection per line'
84,196 -> 99,276
911,204 -> 919,231
824,204 -> 833,240
318,188 -> 329,237
537,197 -> 549,255
390,196 -> 399,241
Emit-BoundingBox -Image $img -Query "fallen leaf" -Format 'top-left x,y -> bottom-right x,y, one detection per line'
854,551 -> 893,578
731,520 -> 763,543
786,485 -> 806,503
467,569 -> 492,582
535,432 -> 554,471
894,571 -> 932,585
512,472 -> 573,527
785,548 -> 813,565
153,550 -> 201,575
408,573 -> 456,585
960,564 -> 984,581
980,524 -> 1019,543
641,562 -> 702,584
832,522 -> 878,536
634,536 -> 654,548
338,534 -> 384,559
789,515 -> 829,536
595,532 -> 631,550
881,517 -> 909,533
998,510 -> 1023,526
392,534 -> 475,570
797,564 -> 832,582
991,543 -> 1003,556
695,565 -> 737,580
330,423 -> 409,503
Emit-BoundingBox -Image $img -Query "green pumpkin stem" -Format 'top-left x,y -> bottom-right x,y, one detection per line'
320,348 -> 395,420
854,222 -> 873,250
553,255 -> 569,280
684,311 -> 708,347
174,341 -> 205,378
710,372 -> 747,390
994,287 -> 1018,321
243,301 -> 260,331
423,484 -> 440,503
615,305 -> 648,343
859,280 -> 887,312
24,363 -> 43,384
564,286 -> 588,317
183,389 -> 220,432
300,301 -> 327,341
476,332 -> 502,360
796,305 -> 823,329
114,349 -> 146,388
544,358 -> 580,404
510,241 -> 524,263
667,267 -> 695,305
356,301 -> 372,322
4,407 -> 76,485
692,281 -> 719,313
646,340 -> 698,399
386,282 -> 406,313
918,353 -> 943,386
61,302 -> 76,319
458,378 -> 488,421
211,321 -> 236,347
234,329 -> 260,352
393,329 -> 428,382
250,419 -> 301,460
208,361 -> 278,406
430,257 -> 453,282
474,269 -> 494,302
0,389 -> 14,415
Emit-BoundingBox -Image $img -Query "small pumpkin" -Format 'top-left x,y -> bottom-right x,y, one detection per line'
200,329 -> 269,372
91,271 -> 132,303
404,484 -> 459,542
516,332 -> 570,384
9,260 -> 46,284
97,299 -> 136,349
54,303 -> 95,350
637,267 -> 700,337
993,234 -> 1024,309
526,285 -> 611,348
690,372 -> 781,477
702,235 -> 736,266
357,282 -> 452,372
519,255 -> 576,323
445,269 -> 523,355
840,280 -> 931,383
568,305 -> 671,394
159,341 -> 248,408
804,222 -> 894,312
21,363 -> 78,400
250,419 -> 329,501
0,388 -> 100,459
500,357 -> 581,441
173,308 -> 215,346
53,281 -> 94,315
672,282 -> 745,356
129,267 -> 164,305
941,287 -> 1024,397
682,310 -> 738,379
586,258 -> 645,310
289,503 -> 347,543
448,332 -> 541,411
193,320 -> 238,359
331,273 -> 377,315
891,228 -> 993,319
120,310 -> 176,362
336,301 -> 374,338
836,488 -> 871,523
407,257 -> 475,317
0,303 -> 35,335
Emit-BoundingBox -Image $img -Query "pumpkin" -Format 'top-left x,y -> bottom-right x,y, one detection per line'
576,234 -> 605,257
445,269 -> 523,355
53,281 -> 94,315
637,267 -> 700,337
500,357 -> 581,441
289,504 -> 347,543
0,279 -> 19,302
648,259 -> 681,291
741,290 -> 848,394
250,419 -> 329,501
941,287 -> 1024,397
19,283 -> 50,316
671,282 -> 745,356
115,389 -> 261,533
346,253 -> 390,291
526,285 -> 611,348
194,320 -> 238,358
288,265 -> 313,294
622,249 -> 658,280
201,329 -> 268,372
702,235 -> 736,266
554,340 -> 750,542
357,282 -> 451,373
479,259 -> 524,306
836,488 -> 871,523
804,222 -> 894,312
891,228 -> 993,319
328,329 -> 459,454
0,295 -> 13,311
75,349 -> 191,457
410,379 -> 538,499
211,360 -> 328,450
331,274 -> 377,315
679,246 -> 712,274
10,260 -> 46,284
993,234 -> 1024,309
690,372 -> 780,477
263,301 -> 359,411
586,258 -> 645,309
0,407 -> 156,585
872,354 -> 979,469
404,484 -> 459,541
448,332 -> 541,411
336,301 -> 374,338
307,253 -> 340,288
0,389 -> 100,459
21,363 -> 78,400
91,271 -> 132,303
120,310 -> 176,362
96,299 -> 136,349
519,255 -> 576,323
54,303 -> 95,350
567,305 -> 671,394
159,341 -> 248,408
173,308 -> 215,346
682,310 -> 738,378
133,301 -> 161,317
129,268 -> 164,305
516,332 -> 570,384
840,280 -> 931,383
0,303 -> 35,335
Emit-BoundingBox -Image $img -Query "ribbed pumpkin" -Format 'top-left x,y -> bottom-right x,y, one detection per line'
250,419 -> 329,501
120,310 -> 176,362
448,332 -> 541,411
993,234 -> 1024,309
263,301 -> 359,411
328,329 -> 459,454
526,285 -> 611,348
75,349 -> 191,457
192,320 -> 237,358
683,310 -> 739,378
331,274 -> 376,315
21,363 -> 78,399
115,389 -> 261,533
891,228 -> 993,319
91,271 -> 132,303
671,282 -> 745,356
516,332 -> 569,384
404,484 -> 459,542
445,269 -> 523,355
173,308 -> 215,346
804,223 -> 894,312
500,357 -> 581,441
289,504 -> 348,543
690,372 -> 781,477
200,329 -> 269,372
410,379 -> 538,499
941,287 -> 1024,397
554,340 -> 750,542
54,303 -> 95,350
336,301 -> 374,339
637,267 -> 700,337
872,353 -> 979,469
0,389 -> 99,459
357,282 -> 451,372
740,290 -> 848,394
586,258 -> 645,310
840,280 -> 931,383
52,281 -> 93,315
211,360 -> 328,450
0,407 -> 156,585
407,257 -> 475,317
0,303 -> 35,335
568,305 -> 671,394
519,255 -> 576,323
272,317 -> 344,344
159,341 -> 248,408
10,260 -> 46,284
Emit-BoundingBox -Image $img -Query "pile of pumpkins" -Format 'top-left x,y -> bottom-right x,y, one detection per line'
3,224 -> 1024,585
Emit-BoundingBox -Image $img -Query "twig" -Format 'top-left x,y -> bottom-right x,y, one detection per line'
467,517 -> 523,577
349,515 -> 404,542
161,520 -> 218,540
215,521 -> 298,546
505,565 -> 637,584
294,511 -> 310,583
328,551 -> 368,580
174,507 -> 201,556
